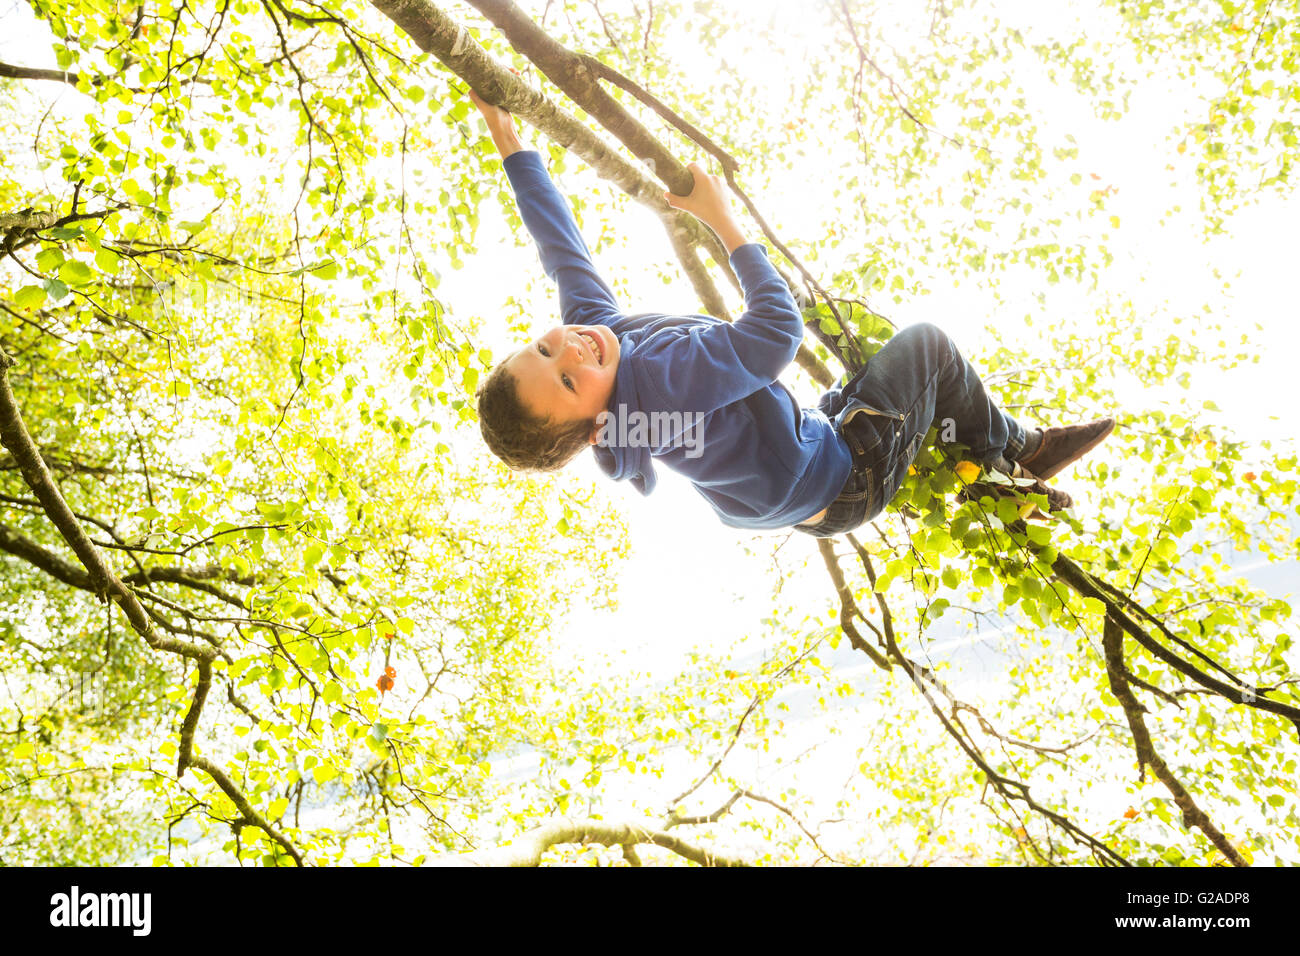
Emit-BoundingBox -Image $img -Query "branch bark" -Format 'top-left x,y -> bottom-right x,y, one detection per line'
424,817 -> 748,866
0,62 -> 80,85
465,0 -> 694,194
1102,615 -> 1247,866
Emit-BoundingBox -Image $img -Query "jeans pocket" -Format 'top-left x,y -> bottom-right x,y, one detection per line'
840,402 -> 900,459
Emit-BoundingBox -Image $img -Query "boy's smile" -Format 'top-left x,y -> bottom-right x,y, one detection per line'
506,324 -> 620,439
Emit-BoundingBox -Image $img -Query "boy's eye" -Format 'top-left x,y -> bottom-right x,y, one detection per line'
562,375 -> 574,392
538,343 -> 549,357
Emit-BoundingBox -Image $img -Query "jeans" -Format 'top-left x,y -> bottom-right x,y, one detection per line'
796,322 -> 1027,538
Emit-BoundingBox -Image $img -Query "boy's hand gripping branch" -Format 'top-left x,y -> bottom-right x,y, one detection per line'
469,87 -> 524,159
663,162 -> 750,255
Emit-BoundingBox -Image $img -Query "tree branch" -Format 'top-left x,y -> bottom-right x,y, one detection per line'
1102,615 -> 1247,866
0,62 -> 79,85
0,347 -> 214,662
424,817 -> 747,866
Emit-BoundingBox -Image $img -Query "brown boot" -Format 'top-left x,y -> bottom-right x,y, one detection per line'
1016,417 -> 1115,481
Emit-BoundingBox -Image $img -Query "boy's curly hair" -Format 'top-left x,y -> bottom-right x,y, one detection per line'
476,357 -> 596,472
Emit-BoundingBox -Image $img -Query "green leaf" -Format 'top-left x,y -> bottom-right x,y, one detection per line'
1027,525 -> 1052,545
996,497 -> 1021,525
14,285 -> 46,310
59,260 -> 96,286
35,247 -> 65,272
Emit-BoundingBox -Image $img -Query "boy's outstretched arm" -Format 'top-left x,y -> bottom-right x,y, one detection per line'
468,90 -> 625,331
638,163 -> 802,413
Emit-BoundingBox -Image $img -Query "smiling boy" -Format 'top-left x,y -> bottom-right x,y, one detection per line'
470,91 -> 1113,535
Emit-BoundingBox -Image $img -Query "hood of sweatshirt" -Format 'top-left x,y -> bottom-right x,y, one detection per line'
590,314 -> 707,495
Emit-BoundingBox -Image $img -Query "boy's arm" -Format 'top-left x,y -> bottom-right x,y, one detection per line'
470,91 -> 624,330
634,242 -> 803,415
633,164 -> 803,412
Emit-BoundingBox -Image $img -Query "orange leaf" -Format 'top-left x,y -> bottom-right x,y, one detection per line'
1124,807 -> 1139,820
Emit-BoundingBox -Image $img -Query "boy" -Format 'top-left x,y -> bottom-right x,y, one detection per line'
470,92 -> 1113,536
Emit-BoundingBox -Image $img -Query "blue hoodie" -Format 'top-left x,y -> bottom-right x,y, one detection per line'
502,150 -> 851,530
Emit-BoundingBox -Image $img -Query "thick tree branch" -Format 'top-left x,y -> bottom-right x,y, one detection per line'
0,521 -> 95,591
465,0 -> 693,193
0,348 -> 214,662
372,0 -> 682,215
1102,615 -> 1247,866
1053,554 -> 1300,736
0,62 -> 80,85
189,755 -> 305,865
425,817 -> 747,866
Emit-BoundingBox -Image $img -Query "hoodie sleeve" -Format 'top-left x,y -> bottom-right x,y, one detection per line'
635,242 -> 804,415
502,150 -> 634,334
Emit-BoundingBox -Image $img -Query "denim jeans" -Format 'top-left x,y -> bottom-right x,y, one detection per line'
796,322 -> 1028,538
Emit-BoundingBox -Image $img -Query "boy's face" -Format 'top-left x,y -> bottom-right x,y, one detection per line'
506,324 -> 620,440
